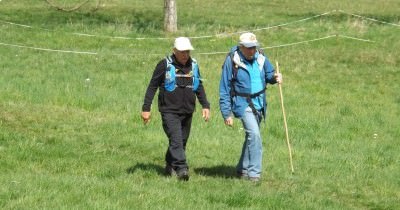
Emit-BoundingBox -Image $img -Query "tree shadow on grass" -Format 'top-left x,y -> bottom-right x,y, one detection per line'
194,164 -> 237,179
8,7 -> 163,33
126,163 -> 165,176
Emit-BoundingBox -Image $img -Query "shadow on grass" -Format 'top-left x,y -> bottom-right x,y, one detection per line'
126,163 -> 165,176
194,164 -> 237,179
126,163 -> 238,179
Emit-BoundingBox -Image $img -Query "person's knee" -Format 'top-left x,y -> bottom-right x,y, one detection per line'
169,140 -> 184,148
247,129 -> 260,138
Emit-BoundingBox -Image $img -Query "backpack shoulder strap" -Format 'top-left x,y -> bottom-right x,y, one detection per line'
227,51 -> 239,97
229,51 -> 239,80
258,48 -> 265,56
165,56 -> 173,68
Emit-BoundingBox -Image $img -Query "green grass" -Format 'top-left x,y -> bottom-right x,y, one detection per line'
1,0 -> 399,209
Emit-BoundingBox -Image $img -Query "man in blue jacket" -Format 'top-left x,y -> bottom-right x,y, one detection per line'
219,32 -> 282,182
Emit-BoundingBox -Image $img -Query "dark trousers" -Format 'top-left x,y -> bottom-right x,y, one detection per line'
161,112 -> 193,171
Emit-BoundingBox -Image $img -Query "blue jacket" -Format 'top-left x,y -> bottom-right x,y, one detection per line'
219,46 -> 276,120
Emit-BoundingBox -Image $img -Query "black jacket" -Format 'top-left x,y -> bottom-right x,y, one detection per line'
142,55 -> 210,114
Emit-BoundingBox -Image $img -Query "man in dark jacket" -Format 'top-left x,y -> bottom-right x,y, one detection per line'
141,37 -> 210,181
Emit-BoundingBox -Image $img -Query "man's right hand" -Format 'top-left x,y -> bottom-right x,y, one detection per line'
224,117 -> 234,127
141,111 -> 151,125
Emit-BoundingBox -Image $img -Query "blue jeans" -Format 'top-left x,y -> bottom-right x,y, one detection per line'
237,107 -> 263,178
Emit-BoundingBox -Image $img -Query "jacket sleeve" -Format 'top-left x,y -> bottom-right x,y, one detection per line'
195,69 -> 210,109
264,56 -> 277,84
142,60 -> 166,112
219,55 -> 233,120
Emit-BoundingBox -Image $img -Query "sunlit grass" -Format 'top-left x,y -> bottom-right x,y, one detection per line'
0,0 -> 399,209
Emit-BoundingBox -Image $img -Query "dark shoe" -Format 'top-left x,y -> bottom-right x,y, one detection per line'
165,164 -> 176,176
236,172 -> 249,179
176,169 -> 189,181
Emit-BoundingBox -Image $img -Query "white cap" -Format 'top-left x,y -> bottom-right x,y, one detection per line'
174,37 -> 194,51
239,32 -> 259,48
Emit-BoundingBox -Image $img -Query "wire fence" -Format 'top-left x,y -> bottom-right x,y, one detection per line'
0,9 -> 397,56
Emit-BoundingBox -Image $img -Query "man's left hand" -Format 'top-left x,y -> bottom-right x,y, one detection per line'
275,72 -> 283,84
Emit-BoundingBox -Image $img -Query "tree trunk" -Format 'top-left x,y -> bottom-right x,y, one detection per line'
164,0 -> 177,32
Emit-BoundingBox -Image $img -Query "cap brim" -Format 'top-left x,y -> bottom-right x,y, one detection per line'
175,46 -> 194,51
240,42 -> 259,48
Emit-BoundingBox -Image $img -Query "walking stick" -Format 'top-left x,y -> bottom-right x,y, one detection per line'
275,61 -> 294,173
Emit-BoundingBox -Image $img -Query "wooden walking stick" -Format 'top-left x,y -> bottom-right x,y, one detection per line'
275,61 -> 294,173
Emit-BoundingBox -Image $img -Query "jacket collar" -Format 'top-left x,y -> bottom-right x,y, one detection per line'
232,47 -> 264,71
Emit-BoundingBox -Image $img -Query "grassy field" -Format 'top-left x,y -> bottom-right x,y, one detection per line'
1,0 -> 399,209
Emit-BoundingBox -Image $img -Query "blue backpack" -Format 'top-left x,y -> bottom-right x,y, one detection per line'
164,56 -> 200,92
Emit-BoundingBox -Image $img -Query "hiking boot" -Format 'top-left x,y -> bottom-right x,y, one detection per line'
165,164 -> 176,176
236,172 -> 249,179
176,169 -> 189,181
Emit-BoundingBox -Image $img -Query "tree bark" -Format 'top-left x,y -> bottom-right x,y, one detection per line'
164,0 -> 177,32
